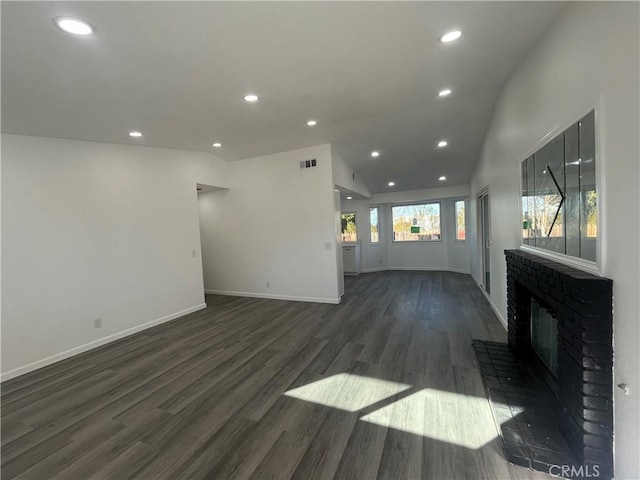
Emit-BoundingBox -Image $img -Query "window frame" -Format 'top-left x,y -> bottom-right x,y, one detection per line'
369,206 -> 381,244
517,105 -> 602,276
390,202 -> 443,243
341,211 -> 358,243
453,199 -> 466,243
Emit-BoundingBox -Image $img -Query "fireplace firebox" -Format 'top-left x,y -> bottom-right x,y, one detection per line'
505,250 -> 613,479
531,298 -> 558,377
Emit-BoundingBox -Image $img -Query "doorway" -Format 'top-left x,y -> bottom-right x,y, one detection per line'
478,191 -> 491,294
196,183 -> 226,302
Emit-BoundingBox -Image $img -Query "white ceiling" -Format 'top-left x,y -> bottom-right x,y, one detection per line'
1,1 -> 564,193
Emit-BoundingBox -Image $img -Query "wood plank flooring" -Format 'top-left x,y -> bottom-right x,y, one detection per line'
1,271 -> 557,480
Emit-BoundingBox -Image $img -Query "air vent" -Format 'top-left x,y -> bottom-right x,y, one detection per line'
300,159 -> 318,169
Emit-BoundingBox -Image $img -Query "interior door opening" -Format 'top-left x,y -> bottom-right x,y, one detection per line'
196,183 -> 225,304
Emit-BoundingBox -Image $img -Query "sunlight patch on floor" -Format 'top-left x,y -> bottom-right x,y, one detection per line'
284,373 -> 411,412
360,388 -> 499,449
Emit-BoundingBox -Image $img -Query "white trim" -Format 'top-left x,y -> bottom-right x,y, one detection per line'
0,303 -> 207,383
387,267 -> 453,271
475,186 -> 490,197
204,290 -> 340,305
368,205 -> 382,246
520,245 -> 600,276
517,103 -> 600,162
594,94 -> 606,274
362,267 -> 388,273
476,188 -> 491,294
445,267 -> 471,275
473,277 -> 508,330
516,101 -> 604,276
390,201 -> 443,244
362,267 -> 471,274
390,239 -> 443,244
453,198 -> 467,244
486,290 -> 508,330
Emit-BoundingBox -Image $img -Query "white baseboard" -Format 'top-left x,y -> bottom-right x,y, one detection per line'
362,267 -> 387,273
362,266 -> 471,274
0,303 -> 207,383
204,290 -> 340,305
488,295 -> 508,330
444,267 -> 472,274
472,277 -> 508,330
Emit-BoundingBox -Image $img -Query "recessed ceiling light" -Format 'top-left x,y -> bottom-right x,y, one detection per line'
440,30 -> 462,43
53,16 -> 94,35
438,89 -> 452,97
437,140 -> 448,148
346,196 -> 353,200
212,142 -> 222,148
371,151 -> 380,158
129,131 -> 142,138
439,176 -> 447,181
388,181 -> 395,187
306,120 -> 317,127
243,94 -> 259,102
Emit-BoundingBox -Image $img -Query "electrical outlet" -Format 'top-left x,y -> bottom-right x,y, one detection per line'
379,259 -> 383,264
192,250 -> 197,257
266,281 -> 270,288
94,318 -> 102,329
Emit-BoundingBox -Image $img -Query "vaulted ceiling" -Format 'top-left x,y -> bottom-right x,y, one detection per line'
1,1 -> 564,193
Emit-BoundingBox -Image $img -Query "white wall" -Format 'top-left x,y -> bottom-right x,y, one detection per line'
334,190 -> 345,296
331,145 -> 371,198
198,144 -> 340,304
343,185 -> 470,274
1,134 -> 229,379
469,3 -> 640,477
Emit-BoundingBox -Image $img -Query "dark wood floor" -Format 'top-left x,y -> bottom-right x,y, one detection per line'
1,271 -> 555,479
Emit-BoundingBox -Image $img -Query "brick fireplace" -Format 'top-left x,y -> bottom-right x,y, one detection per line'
505,249 -> 613,478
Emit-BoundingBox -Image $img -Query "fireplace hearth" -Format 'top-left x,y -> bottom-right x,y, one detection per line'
506,250 -> 613,478
473,339 -> 578,474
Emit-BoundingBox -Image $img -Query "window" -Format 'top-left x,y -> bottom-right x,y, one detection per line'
370,207 -> 380,243
341,212 -> 357,242
521,110 -> 596,262
392,203 -> 441,242
454,200 -> 466,241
